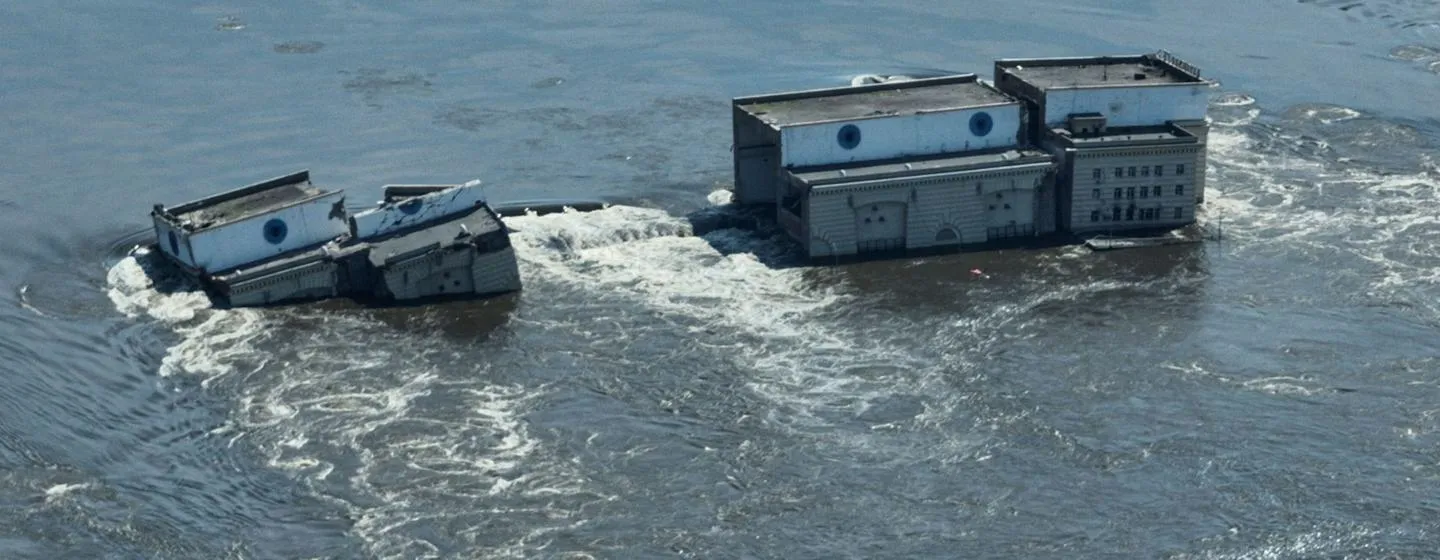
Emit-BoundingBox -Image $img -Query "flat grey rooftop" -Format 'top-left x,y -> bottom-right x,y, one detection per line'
1050,125 -> 1197,148
174,177 -> 329,227
368,207 -> 504,267
739,76 -> 1013,127
1006,61 -> 1193,88
788,149 -> 1053,187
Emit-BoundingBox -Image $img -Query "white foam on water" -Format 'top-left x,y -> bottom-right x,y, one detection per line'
228,316 -> 595,559
1212,93 -> 1257,107
706,188 -> 734,206
42,482 -> 91,504
105,252 -> 589,558
505,205 -> 1106,463
1204,115 -> 1440,318
1174,525 -> 1396,560
510,206 -> 894,433
105,253 -> 269,382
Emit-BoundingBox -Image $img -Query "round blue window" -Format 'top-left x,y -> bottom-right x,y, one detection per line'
262,218 -> 288,245
837,124 -> 861,150
167,231 -> 180,255
969,111 -> 993,137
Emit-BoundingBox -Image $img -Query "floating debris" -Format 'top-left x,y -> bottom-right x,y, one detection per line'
215,15 -> 246,31
273,40 -> 325,54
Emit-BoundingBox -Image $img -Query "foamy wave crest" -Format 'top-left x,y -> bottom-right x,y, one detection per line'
509,205 -> 933,436
503,203 -> 1060,461
105,253 -> 268,381
1212,92 -> 1256,107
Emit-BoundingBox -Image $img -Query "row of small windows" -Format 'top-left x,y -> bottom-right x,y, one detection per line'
1093,185 -> 1186,199
1091,164 -> 1185,182
1091,206 -> 1184,222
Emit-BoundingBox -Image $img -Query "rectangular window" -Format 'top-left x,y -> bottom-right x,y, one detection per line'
1141,166 -> 1150,177
1177,164 -> 1186,175
1128,166 -> 1137,177
1140,208 -> 1149,220
1126,187 -> 1135,199
1126,206 -> 1135,221
1176,184 -> 1185,196
1140,187 -> 1148,198
1153,186 -> 1162,197
1092,169 -> 1102,182
1092,188 -> 1101,199
1174,207 -> 1183,220
1154,165 -> 1163,177
1114,188 -> 1122,199
1090,210 -> 1100,222
1114,167 -> 1123,178
1113,206 -> 1121,221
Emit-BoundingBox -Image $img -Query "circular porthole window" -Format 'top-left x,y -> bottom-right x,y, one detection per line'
262,218 -> 288,245
969,111 -> 993,137
837,124 -> 861,150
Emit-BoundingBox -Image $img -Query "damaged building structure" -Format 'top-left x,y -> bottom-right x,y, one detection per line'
146,170 -> 521,307
730,50 -> 1215,260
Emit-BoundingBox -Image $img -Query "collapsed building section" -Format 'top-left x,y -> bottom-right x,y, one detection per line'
149,171 -> 520,307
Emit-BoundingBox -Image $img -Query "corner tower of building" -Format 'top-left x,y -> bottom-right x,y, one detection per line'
992,50 -> 1215,234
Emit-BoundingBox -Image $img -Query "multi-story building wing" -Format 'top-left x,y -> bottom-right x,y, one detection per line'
731,74 -> 1055,259
992,50 -> 1215,234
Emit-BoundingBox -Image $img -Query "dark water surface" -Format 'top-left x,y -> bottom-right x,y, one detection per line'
3,1 -> 1440,558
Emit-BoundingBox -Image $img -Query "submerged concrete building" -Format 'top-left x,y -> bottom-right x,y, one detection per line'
733,74 -> 1055,259
730,50 -> 1215,260
993,50 -> 1213,235
148,170 -> 520,307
